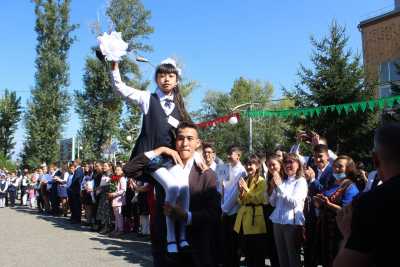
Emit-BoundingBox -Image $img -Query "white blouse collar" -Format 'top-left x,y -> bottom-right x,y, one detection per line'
156,87 -> 174,101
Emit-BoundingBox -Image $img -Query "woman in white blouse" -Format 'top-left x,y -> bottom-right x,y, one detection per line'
269,153 -> 308,267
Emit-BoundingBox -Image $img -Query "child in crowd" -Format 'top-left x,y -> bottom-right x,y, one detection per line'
81,164 -> 95,226
108,50 -> 192,252
108,165 -> 127,237
0,173 -> 8,208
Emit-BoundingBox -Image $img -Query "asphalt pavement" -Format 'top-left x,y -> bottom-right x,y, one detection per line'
0,206 -> 153,267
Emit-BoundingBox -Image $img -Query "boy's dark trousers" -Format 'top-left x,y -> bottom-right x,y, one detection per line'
50,185 -> 60,214
8,186 -> 16,207
222,213 -> 240,267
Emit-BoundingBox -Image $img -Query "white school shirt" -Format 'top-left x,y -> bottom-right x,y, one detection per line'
66,173 -> 74,189
111,68 -> 175,116
58,172 -> 69,189
269,175 -> 308,225
220,162 -> 247,216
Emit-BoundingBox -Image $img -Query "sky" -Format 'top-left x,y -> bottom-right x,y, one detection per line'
0,0 -> 395,160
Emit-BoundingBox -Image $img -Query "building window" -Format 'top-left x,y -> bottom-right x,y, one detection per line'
379,58 -> 400,84
378,84 -> 392,97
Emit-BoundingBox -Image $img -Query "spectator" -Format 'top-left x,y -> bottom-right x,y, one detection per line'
234,154 -> 267,267
334,123 -> 400,267
270,153 -> 308,267
312,155 -> 359,267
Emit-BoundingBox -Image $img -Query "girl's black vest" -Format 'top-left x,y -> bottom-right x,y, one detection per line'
130,93 -> 182,159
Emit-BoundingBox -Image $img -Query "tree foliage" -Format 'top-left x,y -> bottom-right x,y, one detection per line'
285,21 -> 378,163
22,0 -> 77,168
198,77 -> 293,159
0,90 -> 22,159
75,0 -> 153,161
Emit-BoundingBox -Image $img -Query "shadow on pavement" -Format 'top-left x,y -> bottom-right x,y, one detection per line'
13,206 -> 153,266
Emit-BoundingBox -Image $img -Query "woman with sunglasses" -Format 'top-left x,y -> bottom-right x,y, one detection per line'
269,153 -> 308,267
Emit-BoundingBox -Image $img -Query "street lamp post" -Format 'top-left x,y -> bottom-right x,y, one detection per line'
230,102 -> 260,154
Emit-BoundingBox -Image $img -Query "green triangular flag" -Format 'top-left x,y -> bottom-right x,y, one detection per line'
315,108 -> 321,116
343,104 -> 350,114
386,97 -> 395,108
395,95 -> 400,104
335,105 -> 344,114
377,99 -> 385,109
329,105 -> 336,112
367,100 -> 375,111
351,103 -> 359,112
360,101 -> 367,112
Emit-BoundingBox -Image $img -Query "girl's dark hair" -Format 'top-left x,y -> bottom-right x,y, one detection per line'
334,155 -> 358,182
245,154 -> 261,184
155,63 -> 192,122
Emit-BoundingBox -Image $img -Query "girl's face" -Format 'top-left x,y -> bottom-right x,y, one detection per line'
103,163 -> 110,172
333,159 -> 347,174
267,159 -> 281,174
84,165 -> 90,173
156,72 -> 177,95
115,166 -> 123,176
246,162 -> 259,177
283,157 -> 299,177
228,151 -> 241,165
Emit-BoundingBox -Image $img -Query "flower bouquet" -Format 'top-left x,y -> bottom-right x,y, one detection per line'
97,31 -> 128,62
108,175 -> 121,200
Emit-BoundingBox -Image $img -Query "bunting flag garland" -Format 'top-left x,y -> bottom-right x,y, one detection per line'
244,95 -> 400,118
196,112 -> 240,128
195,95 -> 400,128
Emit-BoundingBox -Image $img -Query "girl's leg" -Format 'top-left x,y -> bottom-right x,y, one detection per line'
283,224 -> 302,267
273,223 -> 290,267
176,185 -> 190,248
112,206 -> 119,232
113,206 -> 123,232
140,214 -> 150,235
152,167 -> 181,253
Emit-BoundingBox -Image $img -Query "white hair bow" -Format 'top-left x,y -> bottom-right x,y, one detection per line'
160,57 -> 182,76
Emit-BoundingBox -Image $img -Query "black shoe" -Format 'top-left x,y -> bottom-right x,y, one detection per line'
99,226 -> 111,235
165,252 -> 180,266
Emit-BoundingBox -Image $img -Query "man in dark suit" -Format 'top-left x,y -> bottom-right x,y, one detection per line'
123,122 -> 221,267
304,144 -> 335,267
68,159 -> 84,224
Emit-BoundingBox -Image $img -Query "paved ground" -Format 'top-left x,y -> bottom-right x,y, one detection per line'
0,206 -> 153,267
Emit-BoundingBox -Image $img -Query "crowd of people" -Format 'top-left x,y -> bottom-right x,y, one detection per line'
1,122 -> 399,267
1,47 -> 399,267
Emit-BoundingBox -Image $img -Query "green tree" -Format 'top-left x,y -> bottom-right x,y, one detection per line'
22,0 -> 77,168
75,0 -> 153,161
0,90 -> 22,158
198,77 -> 292,159
0,153 -> 17,172
285,21 -> 378,163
